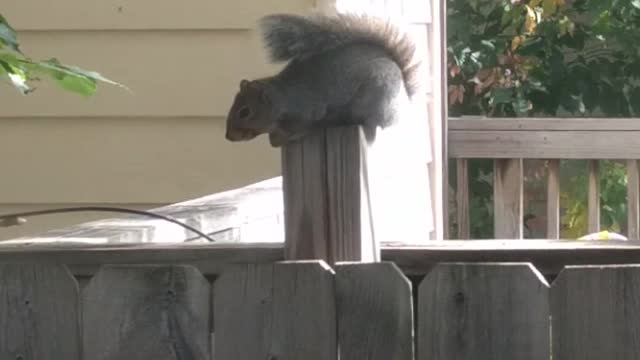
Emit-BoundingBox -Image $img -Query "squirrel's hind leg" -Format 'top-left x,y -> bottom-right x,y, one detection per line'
347,67 -> 406,142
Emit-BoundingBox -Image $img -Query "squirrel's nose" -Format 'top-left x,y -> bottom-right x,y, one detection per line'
225,127 -> 247,141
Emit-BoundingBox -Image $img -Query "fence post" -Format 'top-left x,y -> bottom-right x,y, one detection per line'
281,126 -> 379,264
281,123 -> 433,264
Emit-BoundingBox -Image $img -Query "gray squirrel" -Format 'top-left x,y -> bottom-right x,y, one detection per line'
225,12 -> 421,147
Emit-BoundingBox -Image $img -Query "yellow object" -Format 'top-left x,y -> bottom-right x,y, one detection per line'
578,230 -> 628,241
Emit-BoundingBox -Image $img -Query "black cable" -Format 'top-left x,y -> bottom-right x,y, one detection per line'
0,206 -> 216,242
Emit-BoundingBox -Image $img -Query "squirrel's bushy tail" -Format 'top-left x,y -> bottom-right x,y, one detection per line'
259,13 -> 420,97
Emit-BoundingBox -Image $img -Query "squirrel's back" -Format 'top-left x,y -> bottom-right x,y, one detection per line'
259,13 -> 420,97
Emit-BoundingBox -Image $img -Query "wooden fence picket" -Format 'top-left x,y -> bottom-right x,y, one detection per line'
335,262 -> 414,360
213,263 -> 274,360
82,265 -> 210,360
0,263 -> 80,360
215,260 -> 336,360
551,265 -> 640,360
418,263 -> 550,360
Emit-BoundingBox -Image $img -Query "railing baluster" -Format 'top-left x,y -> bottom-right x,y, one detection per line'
546,160 -> 560,239
627,160 -> 640,240
456,159 -> 470,239
494,159 -> 523,239
587,160 -> 600,234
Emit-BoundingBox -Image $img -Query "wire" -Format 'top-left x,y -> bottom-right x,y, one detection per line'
0,206 -> 216,242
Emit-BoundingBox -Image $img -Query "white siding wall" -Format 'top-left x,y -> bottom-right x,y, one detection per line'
0,0 -> 313,240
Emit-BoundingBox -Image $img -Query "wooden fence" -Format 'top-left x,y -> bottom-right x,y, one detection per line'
6,121 -> 640,359
449,117 -> 640,240
4,259 -> 640,359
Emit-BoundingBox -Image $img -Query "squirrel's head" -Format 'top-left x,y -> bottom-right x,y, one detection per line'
225,79 -> 274,142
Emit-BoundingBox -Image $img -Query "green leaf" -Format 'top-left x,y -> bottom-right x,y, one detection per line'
632,0 -> 640,9
0,14 -> 20,52
514,94 -> 530,115
29,59 -> 97,96
25,58 -> 129,96
0,58 -> 32,94
489,87 -> 514,105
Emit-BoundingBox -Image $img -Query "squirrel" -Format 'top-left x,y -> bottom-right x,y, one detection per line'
224,12 -> 421,147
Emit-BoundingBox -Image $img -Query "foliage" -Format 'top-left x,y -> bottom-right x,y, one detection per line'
0,13 -> 126,96
447,0 -> 639,238
560,160 -> 628,238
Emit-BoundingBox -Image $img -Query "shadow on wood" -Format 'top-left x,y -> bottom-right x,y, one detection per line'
82,265 -> 210,360
0,263 -> 80,360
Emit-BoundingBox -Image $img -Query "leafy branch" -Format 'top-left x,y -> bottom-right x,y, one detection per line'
448,0 -> 640,238
0,13 -> 127,96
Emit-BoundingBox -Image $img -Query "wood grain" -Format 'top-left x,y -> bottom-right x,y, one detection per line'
0,242 -> 283,276
82,265 -> 210,360
335,262 -> 413,360
546,160 -> 560,239
281,130 -> 330,261
214,263 -> 274,360
271,261 -> 337,360
0,263 -> 80,360
494,159 -> 523,239
551,265 -> 640,359
418,263 -> 550,360
325,127 -> 378,262
449,130 -> 640,159
214,261 -> 336,360
281,126 -> 379,263
627,160 -> 640,240
588,160 -> 600,233
456,159 -> 470,239
449,117 -> 640,131
7,241 -> 640,278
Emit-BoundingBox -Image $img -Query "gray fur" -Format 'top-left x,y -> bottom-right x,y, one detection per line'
225,12 -> 421,147
259,13 -> 420,97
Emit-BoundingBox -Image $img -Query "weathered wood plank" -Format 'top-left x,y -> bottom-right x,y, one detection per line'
271,261 -> 337,360
449,130 -> 640,159
281,130 -> 330,260
326,127 -> 378,262
588,160 -> 600,233
456,159 -> 470,239
214,263 -> 273,360
281,126 -> 379,263
214,261 -> 336,360
628,160 -> 640,240
551,265 -> 640,359
418,263 -> 550,360
82,265 -> 210,360
0,243 -> 283,276
449,117 -> 640,131
494,159 -> 523,239
546,160 -> 560,239
335,262 -> 413,360
0,263 -> 80,360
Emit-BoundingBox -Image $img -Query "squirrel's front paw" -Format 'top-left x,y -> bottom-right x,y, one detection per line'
268,130 -> 288,147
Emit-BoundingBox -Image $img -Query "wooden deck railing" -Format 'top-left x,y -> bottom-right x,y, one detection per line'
449,117 -> 640,240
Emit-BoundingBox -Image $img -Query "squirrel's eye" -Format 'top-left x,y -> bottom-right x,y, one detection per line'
238,107 -> 251,119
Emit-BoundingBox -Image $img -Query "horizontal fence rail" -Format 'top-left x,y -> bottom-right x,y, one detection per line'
449,117 -> 640,241
3,240 -> 640,277
5,260 -> 640,359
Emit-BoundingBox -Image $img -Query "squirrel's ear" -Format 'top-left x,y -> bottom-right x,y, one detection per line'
240,79 -> 250,89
